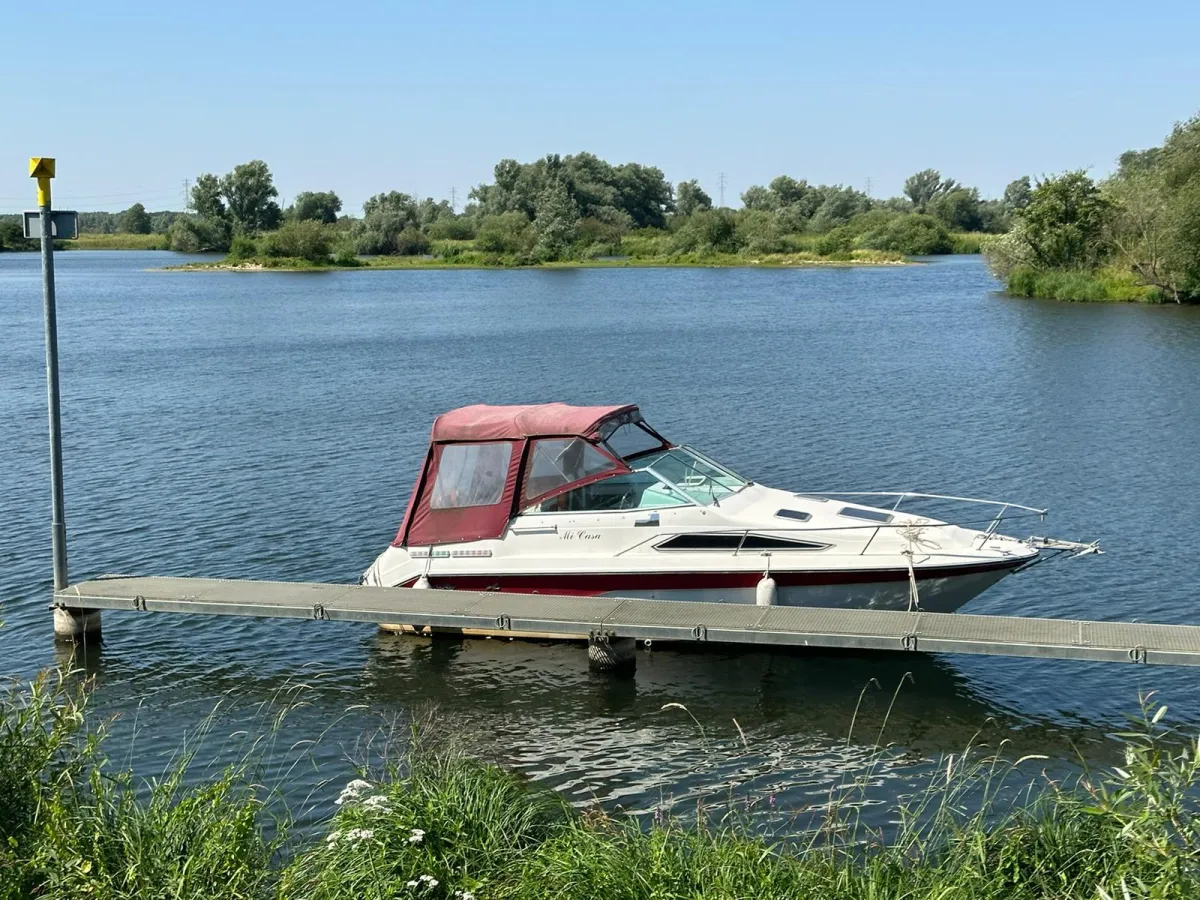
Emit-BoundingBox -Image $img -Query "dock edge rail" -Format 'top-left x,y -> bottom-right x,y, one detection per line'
50,575 -> 1200,668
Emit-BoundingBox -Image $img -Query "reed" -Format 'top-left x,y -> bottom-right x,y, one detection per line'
60,233 -> 171,251
2,666 -> 1197,899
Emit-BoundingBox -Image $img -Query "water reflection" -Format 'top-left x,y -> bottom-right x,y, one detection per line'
55,627 -> 1114,825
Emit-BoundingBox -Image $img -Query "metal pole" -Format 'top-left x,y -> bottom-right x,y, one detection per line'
39,185 -> 68,591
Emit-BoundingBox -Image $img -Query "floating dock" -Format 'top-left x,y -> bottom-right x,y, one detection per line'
52,575 -> 1200,668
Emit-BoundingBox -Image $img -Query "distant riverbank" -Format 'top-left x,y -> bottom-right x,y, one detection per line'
165,248 -> 912,272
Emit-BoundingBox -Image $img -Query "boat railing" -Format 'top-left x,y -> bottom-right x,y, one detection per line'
611,515 -> 1047,560
806,490 -> 1048,542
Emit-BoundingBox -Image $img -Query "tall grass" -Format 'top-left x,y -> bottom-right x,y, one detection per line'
1006,266 -> 1160,302
61,233 -> 171,251
3,667 -> 1197,899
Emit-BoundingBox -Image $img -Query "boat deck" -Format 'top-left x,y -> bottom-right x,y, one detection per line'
54,575 -> 1200,666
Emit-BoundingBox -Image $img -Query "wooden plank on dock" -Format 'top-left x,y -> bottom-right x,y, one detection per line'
53,575 -> 1200,667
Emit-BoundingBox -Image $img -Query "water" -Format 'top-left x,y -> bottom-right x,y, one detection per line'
3,250 -> 1200,829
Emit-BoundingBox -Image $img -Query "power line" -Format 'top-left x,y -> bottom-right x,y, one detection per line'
717,172 -> 727,207
450,186 -> 457,212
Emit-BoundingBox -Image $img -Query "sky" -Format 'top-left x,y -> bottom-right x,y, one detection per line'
2,0 -> 1198,215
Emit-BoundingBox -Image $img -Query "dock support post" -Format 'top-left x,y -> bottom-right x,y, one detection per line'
53,606 -> 101,642
31,158 -> 94,639
588,632 -> 636,672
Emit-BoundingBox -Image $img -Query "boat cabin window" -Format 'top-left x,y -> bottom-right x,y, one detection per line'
655,533 -> 828,551
430,442 -> 512,509
527,471 -> 690,513
523,438 -> 621,501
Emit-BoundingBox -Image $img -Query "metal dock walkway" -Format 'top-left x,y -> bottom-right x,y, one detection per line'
53,575 -> 1200,667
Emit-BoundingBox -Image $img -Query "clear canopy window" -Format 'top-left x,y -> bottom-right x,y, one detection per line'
523,438 -> 621,501
430,442 -> 512,509
598,412 -> 665,460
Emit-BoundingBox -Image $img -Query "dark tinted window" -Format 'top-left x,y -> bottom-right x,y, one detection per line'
741,534 -> 827,550
656,534 -> 828,551
838,506 -> 893,524
656,534 -> 743,550
775,509 -> 812,522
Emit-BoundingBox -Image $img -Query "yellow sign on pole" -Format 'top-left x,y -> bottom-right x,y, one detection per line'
29,157 -> 56,179
30,157 -> 55,207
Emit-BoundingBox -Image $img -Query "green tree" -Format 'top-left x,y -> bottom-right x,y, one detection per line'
929,188 -> 983,232
808,186 -> 872,232
221,160 -> 282,234
354,191 -> 419,255
903,169 -> 958,212
675,180 -> 712,217
532,178 -> 580,261
740,186 -> 775,211
768,175 -> 812,208
118,202 -> 152,234
190,174 -> 226,221
1017,171 -> 1111,270
288,191 -> 342,224
1003,177 -> 1032,212
0,218 -> 37,251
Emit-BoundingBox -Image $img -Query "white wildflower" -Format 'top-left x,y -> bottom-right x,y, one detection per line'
419,874 -> 439,887
325,831 -> 342,845
408,827 -> 426,844
345,828 -> 375,842
455,892 -> 476,900
336,778 -> 374,806
362,794 -> 392,813
406,880 -> 419,888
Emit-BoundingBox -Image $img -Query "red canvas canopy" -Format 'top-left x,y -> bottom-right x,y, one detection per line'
395,403 -> 660,547
431,403 -> 638,442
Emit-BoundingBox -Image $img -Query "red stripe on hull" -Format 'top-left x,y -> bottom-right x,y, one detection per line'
405,558 -> 1024,594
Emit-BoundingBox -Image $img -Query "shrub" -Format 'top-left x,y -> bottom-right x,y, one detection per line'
393,226 -> 430,256
476,212 -> 532,254
734,210 -> 788,254
576,217 -> 626,255
857,214 -> 953,255
815,225 -> 855,256
258,220 -> 334,262
228,234 -> 259,260
426,215 -> 477,241
671,208 -> 740,255
168,215 -> 231,253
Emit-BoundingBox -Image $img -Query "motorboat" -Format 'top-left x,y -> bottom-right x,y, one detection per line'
362,403 -> 1099,613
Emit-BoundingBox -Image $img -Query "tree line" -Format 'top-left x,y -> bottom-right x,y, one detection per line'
148,154 -> 1025,264
3,155 -> 1030,262
984,111 -> 1200,302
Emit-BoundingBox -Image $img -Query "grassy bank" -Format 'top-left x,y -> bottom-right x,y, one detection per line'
4,670 -> 1198,899
170,248 -> 908,272
1005,266 -> 1162,303
59,233 -> 171,251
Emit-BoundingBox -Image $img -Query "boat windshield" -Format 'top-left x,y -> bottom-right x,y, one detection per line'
635,447 -> 748,505
521,445 -> 748,514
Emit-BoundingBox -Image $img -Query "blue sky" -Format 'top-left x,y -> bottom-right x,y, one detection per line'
3,0 -> 1198,215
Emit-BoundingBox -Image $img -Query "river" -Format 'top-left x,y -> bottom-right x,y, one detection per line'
2,250 -> 1199,830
